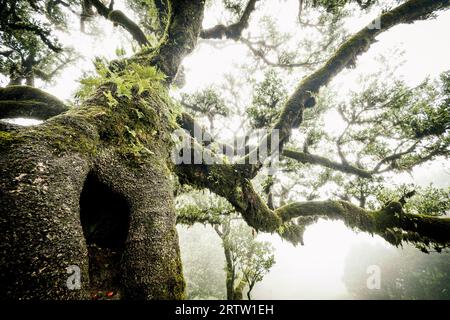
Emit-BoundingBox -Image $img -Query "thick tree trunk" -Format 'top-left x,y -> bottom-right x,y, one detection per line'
0,0 -> 206,300
0,86 -> 184,300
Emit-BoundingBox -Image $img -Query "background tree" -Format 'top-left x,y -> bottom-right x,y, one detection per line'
176,189 -> 275,300
0,0 -> 78,86
343,242 -> 450,299
234,225 -> 275,300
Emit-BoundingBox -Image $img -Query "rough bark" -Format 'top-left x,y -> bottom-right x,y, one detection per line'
282,148 -> 372,178
0,83 -> 184,299
0,0 -> 208,300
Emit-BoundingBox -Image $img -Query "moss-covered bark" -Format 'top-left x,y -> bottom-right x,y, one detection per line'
177,154 -> 450,249
0,84 -> 184,300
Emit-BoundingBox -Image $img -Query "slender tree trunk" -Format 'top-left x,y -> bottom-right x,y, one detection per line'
247,283 -> 254,300
224,244 -> 236,300
25,75 -> 35,87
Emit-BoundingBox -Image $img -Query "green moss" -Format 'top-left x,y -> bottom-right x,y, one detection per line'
8,69 -> 177,167
168,252 -> 186,300
18,111 -> 100,157
0,130 -> 23,149
371,201 -> 403,231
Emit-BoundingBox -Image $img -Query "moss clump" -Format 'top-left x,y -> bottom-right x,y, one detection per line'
167,251 -> 186,300
371,201 -> 403,231
0,130 -> 23,149
91,89 -> 176,168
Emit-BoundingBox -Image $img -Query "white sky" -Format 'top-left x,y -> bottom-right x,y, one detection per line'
2,0 -> 449,299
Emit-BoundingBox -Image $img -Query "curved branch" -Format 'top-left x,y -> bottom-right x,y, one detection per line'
200,0 -> 259,40
90,0 -> 149,46
176,157 -> 450,249
276,200 -> 450,247
176,160 -> 282,233
282,148 -> 372,178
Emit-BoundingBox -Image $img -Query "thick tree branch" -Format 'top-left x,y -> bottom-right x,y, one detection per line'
177,112 -> 235,154
142,0 -> 206,83
176,161 -> 282,233
90,0 -> 149,46
176,158 -> 450,249
200,0 -> 259,40
276,200 -> 450,247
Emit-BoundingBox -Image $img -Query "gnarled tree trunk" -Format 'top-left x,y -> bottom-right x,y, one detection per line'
0,85 -> 184,300
0,0 -> 205,300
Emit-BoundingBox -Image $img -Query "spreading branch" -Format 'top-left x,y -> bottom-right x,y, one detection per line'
282,148 -> 372,178
0,86 -> 69,120
241,0 -> 450,177
176,157 -> 450,249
